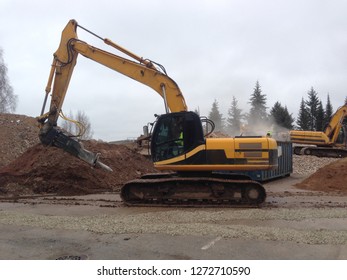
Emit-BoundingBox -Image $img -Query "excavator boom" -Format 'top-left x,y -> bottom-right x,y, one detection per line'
39,19 -> 187,126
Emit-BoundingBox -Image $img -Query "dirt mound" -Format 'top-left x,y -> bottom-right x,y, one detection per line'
0,113 -> 157,197
295,157 -> 347,193
0,141 -> 157,197
0,113 -> 40,168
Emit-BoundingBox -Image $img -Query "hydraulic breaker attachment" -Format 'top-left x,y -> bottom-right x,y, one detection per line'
39,124 -> 112,172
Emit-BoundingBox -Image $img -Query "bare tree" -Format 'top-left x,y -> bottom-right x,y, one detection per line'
75,110 -> 93,140
0,48 -> 17,113
60,110 -> 94,140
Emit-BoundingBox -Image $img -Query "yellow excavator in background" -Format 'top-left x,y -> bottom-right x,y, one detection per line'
37,19 -> 278,206
290,104 -> 347,157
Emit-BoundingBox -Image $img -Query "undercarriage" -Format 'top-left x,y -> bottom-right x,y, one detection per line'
121,172 -> 266,207
294,146 -> 347,158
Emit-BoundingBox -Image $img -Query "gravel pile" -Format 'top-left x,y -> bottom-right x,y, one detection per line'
292,155 -> 339,175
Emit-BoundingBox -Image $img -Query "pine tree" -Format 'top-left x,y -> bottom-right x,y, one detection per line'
305,87 -> 320,130
226,96 -> 243,136
247,81 -> 268,127
208,99 -> 224,132
315,101 -> 325,131
282,106 -> 295,129
270,101 -> 294,130
324,94 -> 333,126
297,98 -> 310,130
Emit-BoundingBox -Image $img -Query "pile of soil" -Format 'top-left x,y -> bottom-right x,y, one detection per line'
0,114 -> 157,197
0,142 -> 157,197
295,157 -> 347,194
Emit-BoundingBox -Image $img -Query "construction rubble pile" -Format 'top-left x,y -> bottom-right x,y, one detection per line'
0,113 -> 346,197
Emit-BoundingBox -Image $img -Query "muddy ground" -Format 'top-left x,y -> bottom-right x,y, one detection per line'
0,113 -> 347,260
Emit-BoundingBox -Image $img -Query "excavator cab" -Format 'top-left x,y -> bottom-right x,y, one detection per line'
151,111 -> 205,162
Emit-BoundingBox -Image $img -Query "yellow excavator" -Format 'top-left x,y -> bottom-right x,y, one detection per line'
37,19 -> 278,206
290,104 -> 347,157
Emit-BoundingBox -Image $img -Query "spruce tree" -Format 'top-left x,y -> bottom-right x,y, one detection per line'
324,94 -> 333,126
305,87 -> 320,130
247,81 -> 268,127
194,108 -> 200,116
315,101 -> 325,131
208,99 -> 224,132
226,96 -> 243,136
282,106 -> 295,129
297,98 -> 310,130
270,101 -> 294,130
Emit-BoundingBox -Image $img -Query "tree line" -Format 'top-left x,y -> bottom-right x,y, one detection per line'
206,81 -> 346,136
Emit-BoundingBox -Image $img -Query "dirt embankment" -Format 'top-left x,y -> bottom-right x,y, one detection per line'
1,113 -> 347,197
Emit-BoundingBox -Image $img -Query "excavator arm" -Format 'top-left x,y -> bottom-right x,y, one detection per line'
37,19 -> 187,170
324,104 -> 347,143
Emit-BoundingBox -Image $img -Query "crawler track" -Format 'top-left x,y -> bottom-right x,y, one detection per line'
121,174 -> 266,207
294,146 -> 347,158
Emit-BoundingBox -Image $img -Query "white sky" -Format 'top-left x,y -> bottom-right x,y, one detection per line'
1,0 -> 347,141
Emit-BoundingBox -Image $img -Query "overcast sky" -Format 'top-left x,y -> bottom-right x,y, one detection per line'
1,0 -> 347,141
